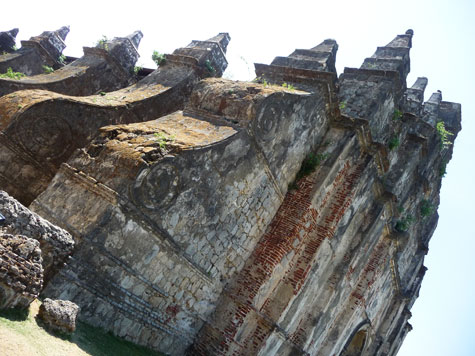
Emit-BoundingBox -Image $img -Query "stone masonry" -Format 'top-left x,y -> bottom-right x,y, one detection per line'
0,30 -> 143,97
0,32 -> 229,205
0,29 -> 19,54
0,26 -> 69,75
0,190 -> 75,312
0,28 -> 461,355
0,233 -> 43,309
0,190 -> 74,282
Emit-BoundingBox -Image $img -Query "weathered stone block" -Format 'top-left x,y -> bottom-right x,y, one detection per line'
37,298 -> 80,334
0,233 -> 43,309
255,38 -> 338,93
0,190 -> 74,282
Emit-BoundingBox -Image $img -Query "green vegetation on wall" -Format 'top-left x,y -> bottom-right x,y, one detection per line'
436,121 -> 454,149
0,67 -> 25,80
152,51 -> 166,66
289,152 -> 329,190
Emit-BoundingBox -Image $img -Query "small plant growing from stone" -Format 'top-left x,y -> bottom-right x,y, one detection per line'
388,135 -> 400,150
42,65 -> 54,74
58,54 -> 66,64
96,36 -> 109,50
420,199 -> 435,218
154,132 -> 175,150
395,214 -> 415,232
0,67 -> 25,80
152,51 -> 166,66
436,121 -> 453,149
289,152 -> 329,190
392,109 -> 403,121
282,82 -> 295,91
254,77 -> 289,89
339,101 -> 346,110
253,77 -> 270,87
204,60 -> 216,75
133,66 -> 142,75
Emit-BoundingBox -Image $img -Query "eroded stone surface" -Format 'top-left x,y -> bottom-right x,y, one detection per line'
0,33 -> 230,205
33,74 -> 332,355
255,38 -> 338,93
23,30 -> 461,356
38,298 -> 79,334
0,190 -> 74,282
0,29 -> 18,53
0,26 -> 69,75
0,233 -> 43,309
0,31 -> 143,97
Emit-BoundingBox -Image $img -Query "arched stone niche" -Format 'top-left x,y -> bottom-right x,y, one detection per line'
339,321 -> 370,356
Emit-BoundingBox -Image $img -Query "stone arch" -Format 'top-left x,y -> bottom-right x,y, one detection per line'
339,321 -> 370,356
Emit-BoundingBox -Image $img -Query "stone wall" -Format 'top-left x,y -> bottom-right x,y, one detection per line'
0,27 -> 69,75
31,74 -> 332,354
0,32 -> 230,205
0,28 -> 462,355
0,31 -> 143,97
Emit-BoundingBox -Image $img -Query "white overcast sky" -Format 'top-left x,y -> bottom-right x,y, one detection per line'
3,0 -> 474,354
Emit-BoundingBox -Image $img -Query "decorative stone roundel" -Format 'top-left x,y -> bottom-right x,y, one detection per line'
254,100 -> 280,142
131,160 -> 180,211
13,114 -> 74,165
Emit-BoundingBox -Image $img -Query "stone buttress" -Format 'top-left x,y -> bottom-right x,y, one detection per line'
0,31 -> 144,97
190,30 -> 460,355
0,33 -> 230,206
25,30 -> 461,355
0,26 -> 69,75
31,59 -> 334,353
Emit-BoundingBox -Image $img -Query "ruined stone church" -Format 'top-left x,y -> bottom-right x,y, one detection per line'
0,26 -> 461,355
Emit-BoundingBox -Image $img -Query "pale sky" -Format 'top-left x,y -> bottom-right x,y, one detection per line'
3,0 -> 474,354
